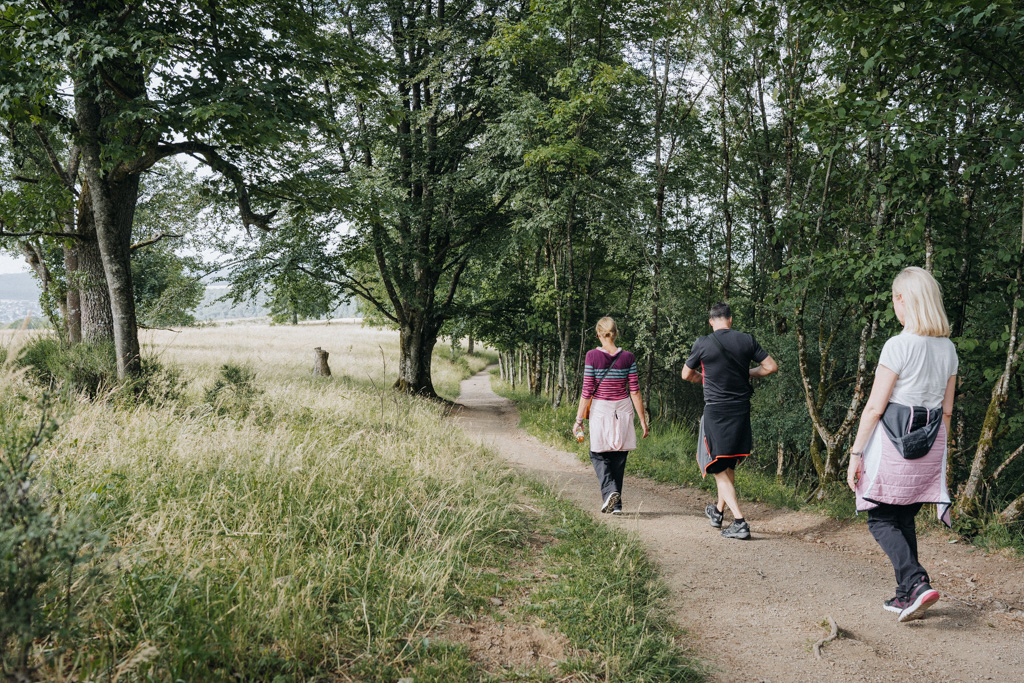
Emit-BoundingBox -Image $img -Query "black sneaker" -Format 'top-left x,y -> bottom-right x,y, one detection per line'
601,492 -> 620,514
705,503 -> 724,528
884,596 -> 910,614
721,520 -> 750,539
899,581 -> 940,622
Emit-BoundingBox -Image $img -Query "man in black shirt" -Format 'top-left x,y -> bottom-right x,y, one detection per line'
682,302 -> 777,539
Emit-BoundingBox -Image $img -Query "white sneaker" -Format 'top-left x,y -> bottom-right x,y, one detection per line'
601,492 -> 620,514
610,508 -> 623,516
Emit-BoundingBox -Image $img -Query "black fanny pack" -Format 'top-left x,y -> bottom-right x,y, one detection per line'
880,403 -> 943,460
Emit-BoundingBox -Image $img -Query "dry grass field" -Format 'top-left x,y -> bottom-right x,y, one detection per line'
0,324 -> 700,682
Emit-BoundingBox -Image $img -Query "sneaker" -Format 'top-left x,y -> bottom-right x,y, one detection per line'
899,581 -> 940,622
721,520 -> 750,539
705,503 -> 724,528
601,492 -> 620,514
883,596 -> 910,614
610,508 -> 623,516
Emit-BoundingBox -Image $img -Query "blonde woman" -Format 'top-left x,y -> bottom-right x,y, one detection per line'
847,267 -> 958,623
573,317 -> 649,514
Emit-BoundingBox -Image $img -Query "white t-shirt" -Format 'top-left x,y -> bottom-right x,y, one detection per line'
878,332 -> 959,409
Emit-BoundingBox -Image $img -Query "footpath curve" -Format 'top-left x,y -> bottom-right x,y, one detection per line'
453,368 -> 1024,682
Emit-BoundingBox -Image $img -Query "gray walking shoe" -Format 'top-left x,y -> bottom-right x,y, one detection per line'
705,503 -> 724,528
601,491 -> 620,514
721,520 -> 750,539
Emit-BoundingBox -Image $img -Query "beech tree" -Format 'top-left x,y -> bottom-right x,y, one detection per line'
233,0 -> 517,396
0,0 -> 332,377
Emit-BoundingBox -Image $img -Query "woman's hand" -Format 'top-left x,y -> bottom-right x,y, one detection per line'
847,454 -> 862,492
571,417 -> 584,436
641,421 -> 650,439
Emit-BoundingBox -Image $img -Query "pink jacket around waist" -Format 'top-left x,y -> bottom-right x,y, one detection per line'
855,419 -> 952,527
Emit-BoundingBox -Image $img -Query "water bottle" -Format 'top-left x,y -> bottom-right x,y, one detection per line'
574,425 -> 585,443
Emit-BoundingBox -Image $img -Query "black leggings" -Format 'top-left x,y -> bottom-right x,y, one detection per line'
867,502 -> 928,598
590,450 -> 627,507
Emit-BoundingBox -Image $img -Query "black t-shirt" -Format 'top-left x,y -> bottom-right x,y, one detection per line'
684,329 -> 769,403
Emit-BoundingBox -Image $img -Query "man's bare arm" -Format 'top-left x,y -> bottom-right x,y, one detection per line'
681,364 -> 703,384
749,355 -> 778,378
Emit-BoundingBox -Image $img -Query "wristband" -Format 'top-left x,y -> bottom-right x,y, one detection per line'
850,451 -> 863,458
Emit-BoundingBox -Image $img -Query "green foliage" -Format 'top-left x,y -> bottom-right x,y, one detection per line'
203,364 -> 262,417
15,338 -> 183,405
16,339 -> 118,397
131,247 -> 205,327
0,395 -> 104,674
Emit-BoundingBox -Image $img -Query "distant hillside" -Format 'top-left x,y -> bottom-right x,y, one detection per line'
0,273 -> 43,323
195,286 -> 270,320
0,276 -> 360,324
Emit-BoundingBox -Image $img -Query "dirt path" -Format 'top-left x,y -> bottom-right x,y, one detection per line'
453,369 -> 1024,683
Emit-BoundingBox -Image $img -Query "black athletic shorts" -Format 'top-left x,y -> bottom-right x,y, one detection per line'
705,456 -> 743,475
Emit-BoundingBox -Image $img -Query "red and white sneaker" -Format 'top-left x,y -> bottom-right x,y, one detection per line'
898,581 -> 940,622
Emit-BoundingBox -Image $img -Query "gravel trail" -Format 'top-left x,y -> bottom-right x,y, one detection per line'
453,369 -> 1024,683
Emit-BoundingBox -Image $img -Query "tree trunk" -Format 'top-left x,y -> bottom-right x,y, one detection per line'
468,336 -> 474,354
1000,494 -> 1024,523
77,214 -> 114,344
776,441 -> 785,483
64,245 -> 82,344
394,317 -> 439,397
719,7 -> 733,300
313,347 -> 332,376
75,81 -> 142,378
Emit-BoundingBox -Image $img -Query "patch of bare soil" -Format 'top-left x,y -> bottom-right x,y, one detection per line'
453,369 -> 1024,683
440,618 -> 571,674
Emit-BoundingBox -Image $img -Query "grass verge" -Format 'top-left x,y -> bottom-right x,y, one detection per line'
0,326 -> 699,680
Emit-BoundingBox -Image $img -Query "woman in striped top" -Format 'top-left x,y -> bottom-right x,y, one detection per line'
573,317 -> 649,514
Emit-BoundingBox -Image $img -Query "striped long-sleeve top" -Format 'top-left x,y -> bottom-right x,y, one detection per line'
581,349 -> 639,401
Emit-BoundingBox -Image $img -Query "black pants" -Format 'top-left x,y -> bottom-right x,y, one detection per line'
867,502 -> 928,598
590,450 -> 627,508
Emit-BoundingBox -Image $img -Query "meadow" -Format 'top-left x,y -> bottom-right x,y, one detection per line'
0,324 -> 702,681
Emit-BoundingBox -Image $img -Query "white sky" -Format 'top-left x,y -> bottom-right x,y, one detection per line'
0,253 -> 28,274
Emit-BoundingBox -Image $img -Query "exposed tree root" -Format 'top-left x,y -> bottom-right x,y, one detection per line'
814,615 -> 839,660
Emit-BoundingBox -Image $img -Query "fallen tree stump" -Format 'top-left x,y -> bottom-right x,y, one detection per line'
313,347 -> 332,376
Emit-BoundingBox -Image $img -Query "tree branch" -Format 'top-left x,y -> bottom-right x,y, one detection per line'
0,228 -> 83,241
119,141 -> 276,232
293,263 -> 399,324
32,124 -> 78,195
130,232 -> 182,252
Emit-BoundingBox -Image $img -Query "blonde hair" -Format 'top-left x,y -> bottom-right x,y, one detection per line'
892,267 -> 951,337
595,317 -> 618,342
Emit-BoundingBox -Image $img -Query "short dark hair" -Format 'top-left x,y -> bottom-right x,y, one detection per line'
709,302 -> 732,320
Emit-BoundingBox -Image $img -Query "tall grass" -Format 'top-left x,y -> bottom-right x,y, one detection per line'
0,325 -> 700,680
136,324 -> 495,401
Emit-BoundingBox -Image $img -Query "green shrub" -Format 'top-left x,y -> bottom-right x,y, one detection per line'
15,339 -> 183,405
16,339 -> 118,397
0,395 -> 105,675
204,363 -> 263,417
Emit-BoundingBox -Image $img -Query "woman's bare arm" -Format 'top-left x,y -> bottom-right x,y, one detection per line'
846,365 -> 899,490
